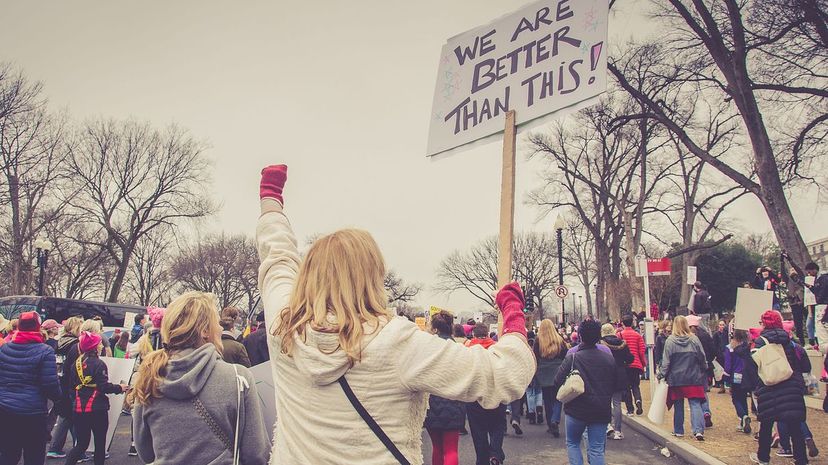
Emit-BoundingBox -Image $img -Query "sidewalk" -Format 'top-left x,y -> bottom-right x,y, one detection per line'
625,383 -> 828,465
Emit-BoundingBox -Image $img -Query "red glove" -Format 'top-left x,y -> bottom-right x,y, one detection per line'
260,165 -> 288,205
495,282 -> 527,337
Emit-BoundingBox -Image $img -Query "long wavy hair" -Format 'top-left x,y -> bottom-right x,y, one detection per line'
536,319 -> 567,358
273,229 -> 392,365
132,292 -> 223,405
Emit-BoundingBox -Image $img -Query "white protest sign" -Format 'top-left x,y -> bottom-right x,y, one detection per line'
427,0 -> 609,156
687,266 -> 697,285
89,357 -> 136,452
123,311 -> 137,330
733,288 -> 774,330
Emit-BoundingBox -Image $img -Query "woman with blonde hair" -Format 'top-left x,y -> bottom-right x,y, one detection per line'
257,165 -> 535,465
534,319 -> 568,437
131,292 -> 268,465
48,316 -> 87,460
661,315 -> 707,441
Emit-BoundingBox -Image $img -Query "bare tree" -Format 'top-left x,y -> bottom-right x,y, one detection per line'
170,233 -> 259,311
0,64 -> 69,295
66,119 -> 215,302
434,233 -> 561,319
125,228 -> 175,306
43,218 -> 112,300
385,270 -> 422,305
608,0 -> 827,268
560,216 -> 597,318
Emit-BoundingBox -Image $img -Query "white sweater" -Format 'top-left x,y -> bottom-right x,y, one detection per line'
256,202 -> 536,465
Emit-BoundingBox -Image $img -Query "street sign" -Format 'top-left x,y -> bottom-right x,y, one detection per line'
647,258 -> 672,276
554,285 -> 569,299
687,266 -> 697,285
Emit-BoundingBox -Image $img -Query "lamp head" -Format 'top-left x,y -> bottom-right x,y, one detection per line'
553,215 -> 566,230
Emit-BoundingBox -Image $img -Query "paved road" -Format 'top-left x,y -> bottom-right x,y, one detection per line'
67,414 -> 687,465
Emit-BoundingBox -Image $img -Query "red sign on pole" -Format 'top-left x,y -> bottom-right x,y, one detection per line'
646,258 -> 672,276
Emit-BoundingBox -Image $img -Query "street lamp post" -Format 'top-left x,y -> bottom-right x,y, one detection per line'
34,237 -> 53,296
554,215 -> 566,325
571,292 -> 577,322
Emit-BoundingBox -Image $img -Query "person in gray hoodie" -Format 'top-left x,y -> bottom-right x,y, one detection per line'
131,291 -> 268,465
660,315 -> 708,441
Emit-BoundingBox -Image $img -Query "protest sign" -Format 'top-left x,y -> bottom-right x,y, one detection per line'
733,288 -> 774,330
427,0 -> 609,156
89,357 -> 135,452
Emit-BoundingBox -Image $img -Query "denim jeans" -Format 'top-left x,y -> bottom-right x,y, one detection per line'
672,398 -> 705,435
807,305 -> 816,342
701,392 -> 711,416
467,403 -> 506,465
611,392 -> 623,432
779,421 -> 813,450
48,415 -> 76,453
526,385 -> 542,411
565,415 -> 607,465
731,386 -> 749,419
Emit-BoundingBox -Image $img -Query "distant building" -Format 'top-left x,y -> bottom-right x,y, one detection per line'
808,236 -> 828,270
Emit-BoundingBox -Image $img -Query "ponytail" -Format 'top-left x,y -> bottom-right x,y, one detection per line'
132,349 -> 170,405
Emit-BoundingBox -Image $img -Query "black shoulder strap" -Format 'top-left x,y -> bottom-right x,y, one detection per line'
338,376 -> 410,465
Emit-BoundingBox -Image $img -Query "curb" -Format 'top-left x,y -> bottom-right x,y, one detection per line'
622,416 -> 728,465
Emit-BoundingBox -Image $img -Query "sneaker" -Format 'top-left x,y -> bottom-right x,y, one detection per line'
736,425 -> 744,432
128,445 -> 138,456
754,431 -> 760,441
635,400 -> 643,416
704,413 -> 713,428
742,416 -> 751,434
776,449 -> 793,458
771,433 -> 780,448
749,452 -> 769,465
511,420 -> 523,436
121,408 -> 131,416
695,432 -> 705,441
46,451 -> 66,459
489,458 -> 502,465
612,431 -> 624,440
78,455 -> 91,463
607,424 -> 614,436
806,437 -> 819,457
549,421 -> 560,438
671,432 -> 684,438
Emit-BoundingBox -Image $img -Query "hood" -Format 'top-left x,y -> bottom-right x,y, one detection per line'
159,344 -> 220,400
761,328 -> 791,345
289,316 -> 390,387
57,335 -> 78,351
602,335 -> 626,350
668,335 -> 696,347
467,337 -> 496,349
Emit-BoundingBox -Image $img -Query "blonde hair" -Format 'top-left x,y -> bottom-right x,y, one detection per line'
672,315 -> 691,337
274,229 -> 392,365
133,292 -> 223,405
80,319 -> 103,334
537,319 -> 567,358
63,317 -> 83,337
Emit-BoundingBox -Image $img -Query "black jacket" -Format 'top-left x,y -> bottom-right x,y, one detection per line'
601,335 -> 633,393
692,290 -> 711,314
243,326 -> 270,366
424,334 -> 467,431
695,326 -> 716,373
65,353 -> 123,413
753,329 -> 807,423
654,334 -> 668,368
551,344 -> 616,424
713,330 -> 728,365
533,341 -> 567,388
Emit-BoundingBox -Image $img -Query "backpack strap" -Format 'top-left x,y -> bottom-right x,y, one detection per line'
338,376 -> 410,465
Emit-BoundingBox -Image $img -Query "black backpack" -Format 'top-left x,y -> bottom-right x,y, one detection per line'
811,274 -> 828,306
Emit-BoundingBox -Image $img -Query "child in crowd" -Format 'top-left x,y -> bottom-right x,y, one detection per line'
723,330 -> 757,434
465,323 -> 507,465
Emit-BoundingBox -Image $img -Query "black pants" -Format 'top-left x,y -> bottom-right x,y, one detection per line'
467,403 -> 506,465
758,419 -> 806,465
791,304 -> 806,344
623,367 -> 642,413
65,411 -> 108,465
0,407 -> 48,465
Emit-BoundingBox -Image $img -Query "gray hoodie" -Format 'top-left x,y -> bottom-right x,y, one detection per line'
132,344 -> 269,465
661,334 -> 707,387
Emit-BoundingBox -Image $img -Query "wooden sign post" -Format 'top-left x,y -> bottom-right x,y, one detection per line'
497,111 -> 517,333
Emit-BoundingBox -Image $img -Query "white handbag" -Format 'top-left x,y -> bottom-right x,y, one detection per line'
556,352 -> 585,403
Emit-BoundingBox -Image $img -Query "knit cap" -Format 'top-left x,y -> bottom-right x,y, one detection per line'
601,323 -> 616,338
79,331 -> 102,353
686,315 -> 701,327
148,306 -> 166,329
579,319 -> 602,346
18,312 -> 41,332
760,310 -> 783,329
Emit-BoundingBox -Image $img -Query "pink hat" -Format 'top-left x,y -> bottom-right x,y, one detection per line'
41,319 -> 61,331
78,331 -> 102,353
686,315 -> 701,327
148,306 -> 166,329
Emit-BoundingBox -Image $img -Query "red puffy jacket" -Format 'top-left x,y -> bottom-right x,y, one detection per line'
620,327 -> 646,371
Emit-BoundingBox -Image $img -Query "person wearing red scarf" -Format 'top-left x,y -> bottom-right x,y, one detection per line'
0,311 -> 62,465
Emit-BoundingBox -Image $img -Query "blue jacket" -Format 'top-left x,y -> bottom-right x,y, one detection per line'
0,341 -> 62,414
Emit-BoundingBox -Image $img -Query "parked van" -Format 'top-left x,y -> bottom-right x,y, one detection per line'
0,296 -> 144,328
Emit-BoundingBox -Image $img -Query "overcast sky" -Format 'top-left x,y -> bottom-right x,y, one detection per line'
2,0 -> 824,314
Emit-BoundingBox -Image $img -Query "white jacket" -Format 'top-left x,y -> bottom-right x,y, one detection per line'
256,202 -> 536,465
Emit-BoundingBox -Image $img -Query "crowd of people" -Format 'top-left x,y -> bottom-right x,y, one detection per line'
1,164 -> 827,465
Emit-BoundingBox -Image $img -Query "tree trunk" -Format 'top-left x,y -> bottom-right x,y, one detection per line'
106,245 -> 134,303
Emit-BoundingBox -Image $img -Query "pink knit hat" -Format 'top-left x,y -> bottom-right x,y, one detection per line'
686,315 -> 702,327
148,306 -> 166,329
78,331 -> 102,353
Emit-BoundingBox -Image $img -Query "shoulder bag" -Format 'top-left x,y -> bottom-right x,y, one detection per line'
556,351 -> 585,403
339,376 -> 411,465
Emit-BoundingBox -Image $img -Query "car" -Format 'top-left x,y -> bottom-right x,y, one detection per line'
0,296 -> 145,328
